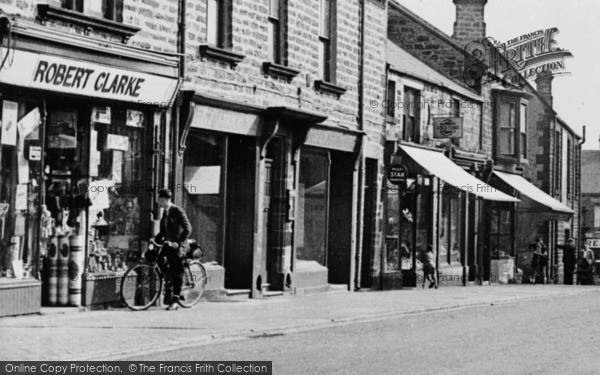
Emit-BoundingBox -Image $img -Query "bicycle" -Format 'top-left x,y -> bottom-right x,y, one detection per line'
120,239 -> 208,311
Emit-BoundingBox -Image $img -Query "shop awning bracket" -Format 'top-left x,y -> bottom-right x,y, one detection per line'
178,100 -> 196,159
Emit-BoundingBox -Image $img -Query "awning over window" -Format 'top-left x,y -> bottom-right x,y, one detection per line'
493,171 -> 574,214
399,144 -> 519,202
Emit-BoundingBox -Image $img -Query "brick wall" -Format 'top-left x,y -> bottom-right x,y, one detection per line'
387,71 -> 486,154
184,0 -> 387,136
1,0 -> 179,51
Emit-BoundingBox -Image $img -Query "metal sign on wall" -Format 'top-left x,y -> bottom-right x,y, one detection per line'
433,117 -> 464,139
387,164 -> 407,186
0,49 -> 179,105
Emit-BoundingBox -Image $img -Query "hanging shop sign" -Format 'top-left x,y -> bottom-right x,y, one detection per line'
0,50 -> 178,105
387,164 -> 407,186
433,117 -> 464,139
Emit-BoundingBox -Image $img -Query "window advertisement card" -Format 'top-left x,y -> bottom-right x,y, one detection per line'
112,150 -> 123,183
1,100 -> 18,146
92,106 -> 112,124
15,185 -> 28,210
126,109 -> 144,127
106,134 -> 129,151
47,111 -> 77,149
17,152 -> 29,184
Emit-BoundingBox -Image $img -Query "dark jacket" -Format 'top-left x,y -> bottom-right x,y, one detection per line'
155,204 -> 191,258
558,244 -> 576,269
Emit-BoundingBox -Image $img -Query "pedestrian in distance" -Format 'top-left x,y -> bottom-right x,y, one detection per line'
582,243 -> 596,285
531,237 -> 548,285
558,238 -> 577,285
155,188 -> 192,310
422,244 -> 438,289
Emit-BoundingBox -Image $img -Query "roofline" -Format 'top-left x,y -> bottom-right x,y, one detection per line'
389,0 -> 469,56
556,116 -> 582,139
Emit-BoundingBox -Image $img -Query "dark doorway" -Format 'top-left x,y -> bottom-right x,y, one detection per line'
360,159 -> 378,289
223,136 -> 256,289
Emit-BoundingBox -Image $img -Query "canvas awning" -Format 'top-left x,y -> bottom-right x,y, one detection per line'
493,171 -> 574,214
399,144 -> 519,202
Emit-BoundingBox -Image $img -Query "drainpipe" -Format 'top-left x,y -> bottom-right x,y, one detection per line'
578,126 -> 586,250
353,0 -> 367,291
171,0 -> 187,204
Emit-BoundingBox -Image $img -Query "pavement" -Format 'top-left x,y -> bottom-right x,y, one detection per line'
1,284 -> 598,361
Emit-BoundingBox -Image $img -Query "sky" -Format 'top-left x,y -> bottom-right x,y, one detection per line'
395,0 -> 600,150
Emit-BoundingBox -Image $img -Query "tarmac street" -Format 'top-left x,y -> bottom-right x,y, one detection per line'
1,285 -> 598,373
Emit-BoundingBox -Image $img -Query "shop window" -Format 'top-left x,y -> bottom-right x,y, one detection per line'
594,206 -> 600,228
296,149 -> 330,267
182,132 -> 224,264
0,100 -> 42,280
402,87 -> 420,143
440,190 -> 461,264
385,187 -> 401,271
42,105 -> 148,273
489,206 -> 513,259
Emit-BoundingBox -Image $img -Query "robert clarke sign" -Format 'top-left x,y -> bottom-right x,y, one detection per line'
0,50 -> 178,105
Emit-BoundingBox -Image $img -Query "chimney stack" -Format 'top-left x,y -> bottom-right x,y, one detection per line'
535,72 -> 554,108
452,0 -> 488,47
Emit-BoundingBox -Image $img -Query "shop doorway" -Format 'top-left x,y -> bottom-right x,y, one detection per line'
360,158 -> 378,289
223,136 -> 256,289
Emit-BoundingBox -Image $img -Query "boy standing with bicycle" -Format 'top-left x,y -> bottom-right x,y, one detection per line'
155,188 -> 192,310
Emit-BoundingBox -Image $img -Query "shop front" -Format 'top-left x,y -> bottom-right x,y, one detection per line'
488,171 -> 574,284
0,22 -> 179,316
382,142 -> 519,288
177,93 -> 363,297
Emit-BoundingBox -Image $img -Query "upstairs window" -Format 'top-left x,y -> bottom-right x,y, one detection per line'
499,102 -> 516,155
402,87 -> 420,143
520,104 -> 527,158
451,99 -> 461,147
318,0 -> 335,82
386,80 -> 396,118
495,95 -> 527,159
207,0 -> 232,48
61,0 -> 122,22
268,0 -> 283,64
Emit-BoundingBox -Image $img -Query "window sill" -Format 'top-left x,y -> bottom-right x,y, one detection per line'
262,62 -> 300,83
314,80 -> 347,97
199,44 -> 246,68
37,4 -> 140,43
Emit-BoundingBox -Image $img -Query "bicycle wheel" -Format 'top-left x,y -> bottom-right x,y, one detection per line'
121,263 -> 163,311
179,261 -> 207,308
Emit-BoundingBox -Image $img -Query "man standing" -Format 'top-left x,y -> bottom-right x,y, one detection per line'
558,238 -> 577,285
155,188 -> 192,310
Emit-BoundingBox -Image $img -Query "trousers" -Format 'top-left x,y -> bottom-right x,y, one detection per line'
161,245 -> 184,300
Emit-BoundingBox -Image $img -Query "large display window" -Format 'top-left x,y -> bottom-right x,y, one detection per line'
0,98 -> 43,280
182,131 -> 225,264
42,99 -> 151,275
296,149 -> 330,267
